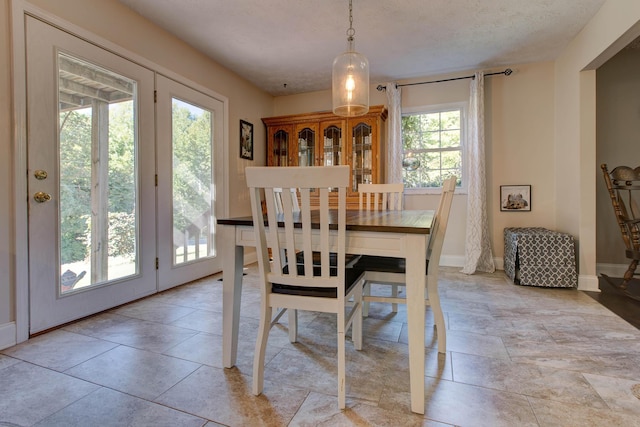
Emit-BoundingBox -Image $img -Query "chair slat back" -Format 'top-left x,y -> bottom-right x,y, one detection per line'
358,183 -> 404,211
601,164 -> 640,252
273,187 -> 300,214
427,177 -> 456,268
246,166 -> 349,290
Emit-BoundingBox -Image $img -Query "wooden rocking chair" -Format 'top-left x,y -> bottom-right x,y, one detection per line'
601,164 -> 640,290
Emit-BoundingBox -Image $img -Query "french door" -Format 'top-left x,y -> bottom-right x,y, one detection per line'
25,16 -> 225,333
156,75 -> 224,290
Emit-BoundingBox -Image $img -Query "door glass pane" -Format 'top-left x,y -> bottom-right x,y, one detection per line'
273,129 -> 289,166
172,99 -> 214,265
298,127 -> 315,167
351,122 -> 372,191
323,125 -> 341,166
58,53 -> 138,294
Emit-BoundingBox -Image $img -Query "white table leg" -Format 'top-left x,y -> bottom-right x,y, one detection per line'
405,233 -> 426,414
222,224 -> 243,368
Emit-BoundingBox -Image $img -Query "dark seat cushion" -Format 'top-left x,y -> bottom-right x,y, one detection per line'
295,251 -> 361,268
351,255 -> 429,275
272,263 -> 364,298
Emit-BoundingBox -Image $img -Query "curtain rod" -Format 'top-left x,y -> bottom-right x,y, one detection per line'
376,68 -> 513,92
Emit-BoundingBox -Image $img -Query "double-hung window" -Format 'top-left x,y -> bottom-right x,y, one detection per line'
401,103 -> 465,191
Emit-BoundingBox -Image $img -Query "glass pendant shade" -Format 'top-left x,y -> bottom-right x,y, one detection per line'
332,44 -> 369,117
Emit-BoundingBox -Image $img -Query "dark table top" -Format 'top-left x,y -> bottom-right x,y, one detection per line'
218,209 -> 434,234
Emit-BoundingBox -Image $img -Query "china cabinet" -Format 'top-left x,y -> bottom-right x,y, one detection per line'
262,105 -> 387,208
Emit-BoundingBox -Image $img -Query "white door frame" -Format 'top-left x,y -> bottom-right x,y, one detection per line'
10,0 -> 229,343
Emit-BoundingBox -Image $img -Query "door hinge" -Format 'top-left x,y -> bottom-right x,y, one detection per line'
156,258 -> 159,269
154,90 -> 157,103
155,174 -> 158,186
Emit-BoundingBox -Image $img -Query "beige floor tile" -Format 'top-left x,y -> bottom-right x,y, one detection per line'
156,365 -> 306,427
33,387 -> 206,427
1,329 -> 118,371
65,345 -> 200,400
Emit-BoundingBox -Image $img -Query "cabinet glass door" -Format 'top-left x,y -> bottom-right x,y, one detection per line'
351,121 -> 373,191
272,128 -> 290,166
297,127 -> 315,167
323,125 -> 342,167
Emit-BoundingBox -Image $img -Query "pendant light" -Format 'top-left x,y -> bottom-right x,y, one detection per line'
332,0 -> 369,117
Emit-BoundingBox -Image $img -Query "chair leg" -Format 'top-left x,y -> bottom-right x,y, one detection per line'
391,284 -> 398,313
337,311 -> 346,409
362,282 -> 371,317
353,282 -> 363,351
622,259 -> 639,290
288,309 -> 298,343
252,305 -> 272,396
427,277 -> 446,354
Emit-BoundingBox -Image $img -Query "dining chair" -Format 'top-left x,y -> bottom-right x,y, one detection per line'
351,176 -> 456,353
358,183 -> 404,211
246,165 -> 365,409
273,187 -> 300,214
357,183 -> 404,315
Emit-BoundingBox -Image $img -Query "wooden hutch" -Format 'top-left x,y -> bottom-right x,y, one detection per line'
262,105 -> 387,209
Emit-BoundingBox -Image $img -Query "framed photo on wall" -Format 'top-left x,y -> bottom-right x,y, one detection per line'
500,185 -> 531,212
240,119 -> 253,160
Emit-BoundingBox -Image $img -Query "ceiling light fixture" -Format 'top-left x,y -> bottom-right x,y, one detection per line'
332,0 -> 369,117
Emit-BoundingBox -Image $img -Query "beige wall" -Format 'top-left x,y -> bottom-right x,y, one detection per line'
273,62 -> 557,266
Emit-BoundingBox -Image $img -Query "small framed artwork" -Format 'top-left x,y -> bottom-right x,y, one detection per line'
240,119 -> 253,160
500,185 -> 531,212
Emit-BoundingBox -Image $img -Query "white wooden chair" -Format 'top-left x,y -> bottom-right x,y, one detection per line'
358,183 -> 404,314
273,187 -> 300,214
352,176 -> 456,353
246,165 -> 365,409
358,183 -> 404,211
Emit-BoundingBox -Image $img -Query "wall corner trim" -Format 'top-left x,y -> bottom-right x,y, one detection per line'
0,322 -> 17,351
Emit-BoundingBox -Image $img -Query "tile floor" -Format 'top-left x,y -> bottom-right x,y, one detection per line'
3,265 -> 640,426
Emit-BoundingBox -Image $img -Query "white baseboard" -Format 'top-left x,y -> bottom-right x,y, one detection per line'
579,274 -> 600,292
243,252 -> 257,265
0,322 -> 16,351
440,254 -> 465,268
439,255 -> 505,271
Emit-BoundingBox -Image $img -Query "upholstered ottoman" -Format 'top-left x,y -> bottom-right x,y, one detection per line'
504,227 -> 577,288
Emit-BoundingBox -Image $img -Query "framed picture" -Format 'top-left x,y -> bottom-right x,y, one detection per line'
240,119 -> 253,160
500,185 -> 531,212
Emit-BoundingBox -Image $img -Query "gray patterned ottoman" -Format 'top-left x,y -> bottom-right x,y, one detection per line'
504,227 -> 577,288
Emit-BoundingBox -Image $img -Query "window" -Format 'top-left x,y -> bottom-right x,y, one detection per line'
401,103 -> 464,190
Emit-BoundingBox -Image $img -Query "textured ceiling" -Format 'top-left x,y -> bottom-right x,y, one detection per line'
118,0 -> 606,96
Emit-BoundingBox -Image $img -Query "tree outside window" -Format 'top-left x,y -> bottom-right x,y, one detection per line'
401,105 -> 463,189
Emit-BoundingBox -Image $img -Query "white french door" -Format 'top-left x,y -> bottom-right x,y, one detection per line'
25,15 -> 227,334
156,75 -> 225,290
26,16 -> 157,333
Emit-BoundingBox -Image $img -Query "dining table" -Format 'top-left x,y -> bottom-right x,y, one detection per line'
217,208 -> 435,414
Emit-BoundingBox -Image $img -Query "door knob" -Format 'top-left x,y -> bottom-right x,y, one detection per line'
34,170 -> 48,180
33,191 -> 51,203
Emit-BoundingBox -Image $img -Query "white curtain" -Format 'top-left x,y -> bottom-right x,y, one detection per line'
462,71 -> 495,274
385,82 -> 403,183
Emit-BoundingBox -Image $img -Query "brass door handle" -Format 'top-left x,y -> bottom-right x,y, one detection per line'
33,191 -> 51,203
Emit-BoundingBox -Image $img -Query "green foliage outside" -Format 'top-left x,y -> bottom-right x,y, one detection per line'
59,101 -> 138,264
401,110 -> 462,188
58,100 -> 213,265
171,102 -> 212,235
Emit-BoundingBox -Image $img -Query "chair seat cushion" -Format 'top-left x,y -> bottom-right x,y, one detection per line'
295,251 -> 361,268
273,263 -> 364,298
351,255 -> 429,275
